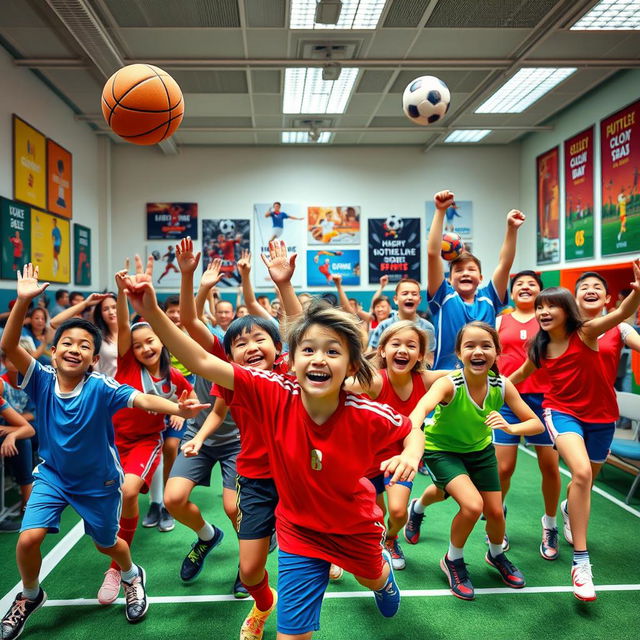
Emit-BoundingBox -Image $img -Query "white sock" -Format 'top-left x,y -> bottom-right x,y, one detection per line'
22,584 -> 40,600
542,514 -> 557,529
488,542 -> 504,558
447,542 -> 464,561
149,460 -> 164,505
197,522 -> 215,541
413,499 -> 425,515
120,565 -> 139,583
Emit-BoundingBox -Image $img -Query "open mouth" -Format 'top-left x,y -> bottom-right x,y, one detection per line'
62,355 -> 82,365
518,291 -> 532,298
393,356 -> 410,367
403,301 -> 415,308
470,358 -> 486,367
538,316 -> 553,326
246,354 -> 264,366
459,277 -> 474,285
583,293 -> 599,302
307,371 -> 330,384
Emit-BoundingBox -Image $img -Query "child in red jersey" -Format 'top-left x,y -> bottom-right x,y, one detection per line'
510,265 -> 640,603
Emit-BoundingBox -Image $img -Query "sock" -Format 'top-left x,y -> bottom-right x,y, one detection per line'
197,522 -> 215,542
573,549 -> 590,566
447,542 -> 464,561
120,565 -> 139,583
109,515 -> 139,570
488,542 -> 504,558
149,463 -> 164,505
22,584 -> 40,600
413,500 -> 425,515
242,571 -> 273,612
542,514 -> 557,529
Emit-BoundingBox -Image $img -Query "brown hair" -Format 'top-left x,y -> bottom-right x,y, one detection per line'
450,252 -> 482,273
454,321 -> 501,374
394,278 -> 421,294
376,320 -> 428,372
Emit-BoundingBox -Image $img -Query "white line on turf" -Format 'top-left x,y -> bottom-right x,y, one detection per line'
518,444 -> 640,518
42,583 -> 640,607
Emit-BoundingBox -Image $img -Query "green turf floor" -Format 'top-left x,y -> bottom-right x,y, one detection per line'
1,447 -> 639,639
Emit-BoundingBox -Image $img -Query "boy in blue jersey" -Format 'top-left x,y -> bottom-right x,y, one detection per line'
427,190 -> 525,369
0,264 -> 208,640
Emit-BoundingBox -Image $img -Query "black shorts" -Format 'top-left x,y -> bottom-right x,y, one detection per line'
169,440 -> 240,490
236,475 -> 278,540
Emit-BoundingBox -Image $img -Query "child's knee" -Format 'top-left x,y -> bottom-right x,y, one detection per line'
17,529 -> 45,552
461,500 -> 483,521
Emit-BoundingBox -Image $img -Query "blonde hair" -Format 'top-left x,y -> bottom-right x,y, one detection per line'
376,320 -> 428,372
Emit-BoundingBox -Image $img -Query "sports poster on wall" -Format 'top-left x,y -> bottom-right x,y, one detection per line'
368,217 -> 421,284
307,206 -> 361,245
252,202 -> 305,289
0,197 -> 31,279
31,209 -> 70,283
536,147 -> 560,265
600,100 -> 640,256
74,223 -> 91,286
564,127 -> 595,261
147,202 -> 198,240
13,115 -> 46,210
306,249 -> 360,287
47,139 -> 72,218
425,200 -> 473,238
147,241 -> 183,288
202,218 -> 250,287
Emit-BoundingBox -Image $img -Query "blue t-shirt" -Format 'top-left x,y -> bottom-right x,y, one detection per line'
368,311 -> 436,351
270,211 -> 289,228
19,358 -> 138,496
428,279 -> 507,369
52,227 -> 62,248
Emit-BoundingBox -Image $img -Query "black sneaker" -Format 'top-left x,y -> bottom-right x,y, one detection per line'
180,527 -> 225,582
122,565 -> 148,623
233,572 -> 250,599
1,588 -> 47,639
0,517 -> 21,533
403,499 -> 424,545
485,551 -> 525,588
440,554 -> 474,600
158,507 -> 175,533
142,502 -> 161,528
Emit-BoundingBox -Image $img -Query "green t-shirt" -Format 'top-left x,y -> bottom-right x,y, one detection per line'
425,370 -> 505,453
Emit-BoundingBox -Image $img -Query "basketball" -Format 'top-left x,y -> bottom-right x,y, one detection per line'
101,64 -> 184,145
441,232 -> 465,261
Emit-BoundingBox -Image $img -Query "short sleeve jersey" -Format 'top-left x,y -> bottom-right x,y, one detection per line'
270,211 -> 289,228
18,358 -> 138,495
368,311 -> 436,351
428,279 -> 507,369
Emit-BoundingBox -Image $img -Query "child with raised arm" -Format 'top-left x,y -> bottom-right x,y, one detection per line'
0,265 -> 207,640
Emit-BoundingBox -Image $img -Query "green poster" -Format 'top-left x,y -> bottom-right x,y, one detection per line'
1,197 -> 31,279
73,223 -> 91,286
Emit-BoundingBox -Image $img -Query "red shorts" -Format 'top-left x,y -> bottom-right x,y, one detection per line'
116,436 -> 162,494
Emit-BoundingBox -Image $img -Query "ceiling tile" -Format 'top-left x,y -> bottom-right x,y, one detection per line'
251,70 -> 281,93
246,29 -> 290,57
358,131 -> 430,144
356,70 -> 394,92
369,116 -> 414,127
183,94 -> 252,116
410,29 -> 527,58
384,0 -> 433,28
174,131 -> 257,145
426,0 -> 557,28
171,70 -> 248,93
364,30 -> 420,57
244,0 -> 286,28
1,27 -> 77,57
119,28 -> 245,57
181,116 -> 254,127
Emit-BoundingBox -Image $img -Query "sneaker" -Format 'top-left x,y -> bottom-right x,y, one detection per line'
122,565 -> 148,623
403,499 -> 424,545
268,531 -> 277,554
440,554 -> 474,600
158,507 -> 175,532
0,517 -> 21,533
485,551 -> 525,588
417,459 -> 429,476
98,567 -> 121,605
239,587 -> 277,640
384,536 -> 406,570
571,563 -> 596,601
329,564 -> 344,580
142,502 -> 161,528
484,533 -> 510,552
180,527 -> 225,582
540,517 -> 559,561
1,589 -> 47,640
561,500 -> 573,546
373,550 -> 400,618
233,572 -> 250,599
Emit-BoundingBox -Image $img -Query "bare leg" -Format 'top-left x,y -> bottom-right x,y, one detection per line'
418,483 -> 446,508
444,475 -> 483,548
239,537 -> 271,586
535,445 -> 561,516
16,528 -> 47,590
162,437 -> 181,486
481,491 -> 506,545
385,484 -> 411,538
96,537 -> 133,572
494,445 -> 517,500
164,477 -> 200,529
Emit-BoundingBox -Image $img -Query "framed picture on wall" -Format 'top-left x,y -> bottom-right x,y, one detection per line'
30,209 -> 70,283
13,115 -> 47,210
74,223 -> 91,286
306,249 -> 361,287
202,218 -> 250,287
47,139 -> 73,218
368,217 -> 421,284
307,206 -> 361,245
536,147 -> 560,265
147,202 -> 198,239
0,197 -> 31,279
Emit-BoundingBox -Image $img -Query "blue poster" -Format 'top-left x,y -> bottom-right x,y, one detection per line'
306,249 -> 360,287
426,199 -> 473,238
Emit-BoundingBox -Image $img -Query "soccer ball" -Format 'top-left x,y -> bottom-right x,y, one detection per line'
219,219 -> 235,236
151,250 -> 161,260
402,76 -> 451,126
441,232 -> 465,261
384,214 -> 404,236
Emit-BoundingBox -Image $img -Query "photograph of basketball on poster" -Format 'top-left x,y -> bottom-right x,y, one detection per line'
307,250 -> 360,287
307,206 -> 360,245
368,217 -> 420,284
47,139 -> 72,219
147,202 -> 198,240
74,224 -> 91,286
252,202 -> 304,288
564,127 -> 594,261
601,100 -> 640,256
536,147 -> 560,265
1,197 -> 31,279
31,209 -> 70,283
202,218 -> 250,287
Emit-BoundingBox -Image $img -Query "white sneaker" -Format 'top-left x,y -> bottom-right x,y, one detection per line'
571,563 -> 596,601
561,500 -> 573,546
98,568 -> 121,605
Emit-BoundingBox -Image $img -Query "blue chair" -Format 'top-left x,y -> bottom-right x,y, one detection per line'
610,392 -> 640,504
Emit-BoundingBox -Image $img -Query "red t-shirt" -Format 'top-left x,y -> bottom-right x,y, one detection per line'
597,323 -> 633,386
113,348 -> 193,442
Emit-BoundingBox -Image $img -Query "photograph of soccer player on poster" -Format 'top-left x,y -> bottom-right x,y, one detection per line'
536,147 -> 560,265
202,218 -> 250,287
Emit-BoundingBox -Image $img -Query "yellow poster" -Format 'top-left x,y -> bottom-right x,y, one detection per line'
13,116 -> 46,209
30,209 -> 70,283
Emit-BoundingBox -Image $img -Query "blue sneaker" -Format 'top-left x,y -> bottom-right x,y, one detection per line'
180,527 -> 224,582
485,551 -> 525,588
403,499 -> 424,545
373,549 -> 400,618
440,554 -> 474,600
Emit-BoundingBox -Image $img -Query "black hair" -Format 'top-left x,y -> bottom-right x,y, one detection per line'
222,315 -> 282,357
130,322 -> 171,380
69,291 -> 84,303
53,318 -> 102,356
92,293 -> 117,342
55,289 -> 69,301
163,294 -> 180,309
510,270 -> 544,292
574,271 -> 609,294
529,287 -> 583,367
455,321 -> 502,375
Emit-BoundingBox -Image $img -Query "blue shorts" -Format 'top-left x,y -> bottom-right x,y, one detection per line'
277,550 -> 329,635
22,478 -> 122,547
544,409 -> 615,463
163,415 -> 185,441
368,473 -> 413,495
493,393 -> 553,447
236,475 -> 278,540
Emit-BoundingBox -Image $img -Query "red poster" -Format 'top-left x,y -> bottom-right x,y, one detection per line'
600,100 -> 640,256
564,127 -> 594,260
536,147 -> 560,265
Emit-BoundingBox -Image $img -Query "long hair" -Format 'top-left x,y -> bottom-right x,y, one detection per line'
92,293 -> 117,342
454,321 -> 501,374
131,322 -> 171,381
376,320 -> 428,372
529,287 -> 583,367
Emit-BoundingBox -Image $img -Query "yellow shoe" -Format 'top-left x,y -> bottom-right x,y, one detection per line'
239,588 -> 277,640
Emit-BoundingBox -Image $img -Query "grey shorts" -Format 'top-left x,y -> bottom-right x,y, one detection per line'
169,440 -> 240,490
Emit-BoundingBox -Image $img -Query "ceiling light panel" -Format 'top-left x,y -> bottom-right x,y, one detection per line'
475,68 -> 577,113
571,0 -> 640,30
282,131 -> 332,143
283,67 -> 359,113
290,0 -> 386,29
444,130 -> 492,143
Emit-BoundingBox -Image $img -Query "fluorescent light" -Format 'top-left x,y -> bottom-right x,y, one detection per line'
282,131 -> 332,143
475,68 -> 576,113
571,0 -> 640,30
290,0 -> 385,29
444,130 -> 492,143
283,67 -> 359,114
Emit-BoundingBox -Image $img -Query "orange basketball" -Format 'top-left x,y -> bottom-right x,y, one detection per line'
101,64 -> 184,145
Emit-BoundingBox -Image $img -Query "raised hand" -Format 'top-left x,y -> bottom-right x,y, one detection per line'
379,275 -> 389,287
16,264 -> 49,301
506,209 -> 526,229
84,292 -> 110,307
630,258 -> 640,292
200,258 -> 223,290
237,249 -> 252,278
434,190 -> 455,211
176,237 -> 201,274
177,390 -> 211,419
261,240 -> 297,285
330,273 -> 343,286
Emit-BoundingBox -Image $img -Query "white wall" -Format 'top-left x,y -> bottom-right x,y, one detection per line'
519,69 -> 640,273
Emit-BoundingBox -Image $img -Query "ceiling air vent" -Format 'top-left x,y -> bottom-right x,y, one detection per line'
300,41 -> 360,60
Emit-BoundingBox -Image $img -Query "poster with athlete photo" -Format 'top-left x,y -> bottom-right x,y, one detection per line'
306,250 -> 360,287
1,197 -> 31,279
202,218 -> 250,287
73,223 -> 91,286
564,127 -> 594,261
600,100 -> 640,256
536,147 -> 560,265
252,201 -> 304,289
147,241 -> 185,288
47,139 -> 72,218
13,115 -> 46,210
368,217 -> 421,284
307,206 -> 360,245
147,202 -> 198,240
425,200 -> 473,238
31,209 -> 70,283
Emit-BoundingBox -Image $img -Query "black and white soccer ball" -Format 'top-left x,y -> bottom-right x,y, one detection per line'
151,250 -> 161,260
402,75 -> 451,126
384,214 -> 404,235
219,219 -> 236,236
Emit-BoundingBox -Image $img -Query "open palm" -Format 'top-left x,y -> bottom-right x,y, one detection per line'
261,240 -> 296,285
17,264 -> 49,301
176,237 -> 201,274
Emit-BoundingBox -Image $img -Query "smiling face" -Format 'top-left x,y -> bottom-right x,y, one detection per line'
380,327 -> 423,374
215,301 -> 234,330
457,325 -> 498,376
100,297 -> 117,328
373,299 -> 391,322
131,326 -> 163,370
450,259 -> 482,299
535,299 -> 568,334
575,276 -> 609,316
30,309 -> 47,333
511,275 -> 541,311
165,304 -> 181,326
51,327 -> 98,377
229,326 -> 277,370
394,282 -> 421,316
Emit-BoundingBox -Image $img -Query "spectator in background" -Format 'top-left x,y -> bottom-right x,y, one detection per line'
49,289 -> 69,316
